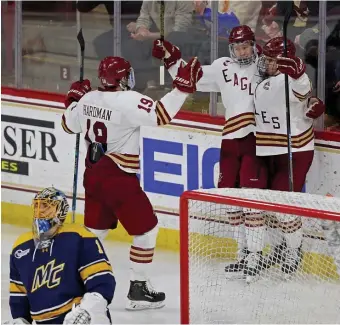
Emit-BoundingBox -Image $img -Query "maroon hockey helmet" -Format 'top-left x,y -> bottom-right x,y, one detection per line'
98,56 -> 135,90
263,37 -> 296,58
228,25 -> 256,66
228,25 -> 255,44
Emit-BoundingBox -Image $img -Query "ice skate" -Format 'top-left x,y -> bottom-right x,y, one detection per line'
281,246 -> 302,280
244,252 -> 264,283
262,242 -> 287,269
225,248 -> 249,279
126,280 -> 165,310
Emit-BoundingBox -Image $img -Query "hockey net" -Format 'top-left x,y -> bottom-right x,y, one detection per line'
179,188 -> 340,324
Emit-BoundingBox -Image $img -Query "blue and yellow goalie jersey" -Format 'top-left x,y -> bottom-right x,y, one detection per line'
9,224 -> 115,324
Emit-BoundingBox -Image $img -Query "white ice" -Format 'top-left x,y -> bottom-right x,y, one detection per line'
1,224 -> 180,324
3,225 -> 340,324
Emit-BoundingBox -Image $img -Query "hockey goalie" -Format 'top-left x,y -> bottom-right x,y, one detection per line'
5,187 -> 115,325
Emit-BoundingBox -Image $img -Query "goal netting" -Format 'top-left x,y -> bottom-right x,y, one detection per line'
179,188 -> 340,324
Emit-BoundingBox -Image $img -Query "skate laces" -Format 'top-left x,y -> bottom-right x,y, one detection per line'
245,252 -> 261,269
146,280 -> 158,295
284,248 -> 299,266
237,248 -> 248,262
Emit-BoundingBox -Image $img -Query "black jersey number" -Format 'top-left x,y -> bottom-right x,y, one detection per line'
85,119 -> 108,149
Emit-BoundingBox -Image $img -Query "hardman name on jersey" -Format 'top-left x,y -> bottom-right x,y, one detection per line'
83,104 -> 112,121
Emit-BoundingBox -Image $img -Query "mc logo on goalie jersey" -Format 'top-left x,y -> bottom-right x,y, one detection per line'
31,259 -> 65,292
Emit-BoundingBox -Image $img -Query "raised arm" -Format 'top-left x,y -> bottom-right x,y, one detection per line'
61,79 -> 92,134
152,39 -> 220,92
276,56 -> 312,103
122,57 -> 203,127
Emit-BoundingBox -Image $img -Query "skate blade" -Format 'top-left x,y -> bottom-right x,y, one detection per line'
246,274 -> 259,284
225,271 -> 245,280
125,299 -> 165,311
282,272 -> 295,281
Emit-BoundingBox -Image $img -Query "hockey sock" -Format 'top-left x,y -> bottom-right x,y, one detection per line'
265,214 -> 284,247
244,213 -> 265,252
279,216 -> 303,248
229,211 -> 246,256
130,225 -> 159,281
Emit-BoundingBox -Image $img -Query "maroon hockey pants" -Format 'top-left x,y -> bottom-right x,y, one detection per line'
218,133 -> 268,189
268,150 -> 314,192
83,156 -> 158,236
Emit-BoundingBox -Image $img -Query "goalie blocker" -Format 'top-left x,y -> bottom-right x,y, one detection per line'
62,55 -> 203,310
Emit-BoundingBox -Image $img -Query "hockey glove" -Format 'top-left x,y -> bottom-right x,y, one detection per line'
65,79 -> 91,108
306,96 -> 325,119
276,56 -> 306,80
63,293 -> 110,325
173,57 -> 203,94
152,39 -> 182,69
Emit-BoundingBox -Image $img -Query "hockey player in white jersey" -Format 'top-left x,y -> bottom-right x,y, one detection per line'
152,26 -> 269,282
255,37 -> 325,277
61,55 -> 202,310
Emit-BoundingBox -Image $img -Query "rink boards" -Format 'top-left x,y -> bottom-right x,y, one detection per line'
2,88 -> 340,257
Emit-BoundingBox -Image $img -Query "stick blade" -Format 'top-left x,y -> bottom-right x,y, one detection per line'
77,28 -> 85,51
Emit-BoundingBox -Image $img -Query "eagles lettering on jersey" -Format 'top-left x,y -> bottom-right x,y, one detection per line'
168,57 -> 260,140
62,88 -> 187,173
9,224 -> 115,324
254,73 -> 314,156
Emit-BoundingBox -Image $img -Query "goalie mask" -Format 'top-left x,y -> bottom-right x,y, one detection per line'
32,187 -> 69,248
98,56 -> 135,91
229,25 -> 257,66
257,37 -> 296,77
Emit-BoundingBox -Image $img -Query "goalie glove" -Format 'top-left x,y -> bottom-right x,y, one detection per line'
152,39 -> 182,69
306,96 -> 325,119
65,79 -> 91,108
173,57 -> 203,94
276,56 -> 306,80
63,293 -> 110,325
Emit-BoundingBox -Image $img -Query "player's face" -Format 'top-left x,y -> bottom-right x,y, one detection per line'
264,57 -> 278,76
233,42 -> 253,60
33,199 -> 57,220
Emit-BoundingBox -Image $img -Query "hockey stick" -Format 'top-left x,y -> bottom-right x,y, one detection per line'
282,1 -> 294,192
159,1 -> 165,86
71,29 -> 85,223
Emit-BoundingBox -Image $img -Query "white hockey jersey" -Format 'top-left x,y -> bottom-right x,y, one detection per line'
62,88 -> 188,173
169,57 -> 261,139
254,72 -> 314,156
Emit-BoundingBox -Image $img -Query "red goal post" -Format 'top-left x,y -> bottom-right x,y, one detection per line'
179,188 -> 340,324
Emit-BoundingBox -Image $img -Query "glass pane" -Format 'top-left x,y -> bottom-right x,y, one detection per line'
20,1 -> 78,93
1,1 -> 16,87
119,1 -> 210,114
325,4 -> 340,131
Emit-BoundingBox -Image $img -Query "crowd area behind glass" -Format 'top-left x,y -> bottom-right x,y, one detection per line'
1,1 -> 340,131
